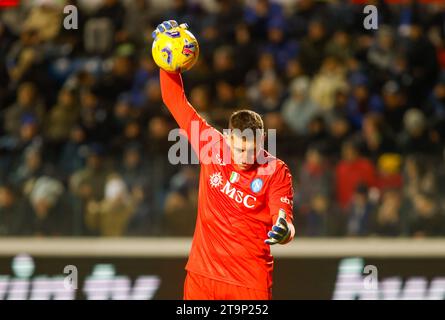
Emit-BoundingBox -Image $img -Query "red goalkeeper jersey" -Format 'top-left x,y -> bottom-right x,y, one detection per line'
160,69 -> 295,291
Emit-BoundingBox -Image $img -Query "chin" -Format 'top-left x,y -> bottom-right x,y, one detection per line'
237,164 -> 253,171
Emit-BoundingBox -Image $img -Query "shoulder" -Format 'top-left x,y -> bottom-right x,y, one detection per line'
259,151 -> 293,181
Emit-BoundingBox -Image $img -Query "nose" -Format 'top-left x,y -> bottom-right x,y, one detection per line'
242,152 -> 255,164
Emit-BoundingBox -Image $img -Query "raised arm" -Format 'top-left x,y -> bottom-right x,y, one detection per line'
159,69 -> 201,135
154,20 -> 223,163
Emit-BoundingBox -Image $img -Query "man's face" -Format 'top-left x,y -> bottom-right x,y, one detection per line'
228,132 -> 263,171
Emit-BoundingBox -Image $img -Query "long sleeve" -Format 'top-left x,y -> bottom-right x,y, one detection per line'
160,69 -> 199,134
159,69 -> 222,162
268,163 -> 295,244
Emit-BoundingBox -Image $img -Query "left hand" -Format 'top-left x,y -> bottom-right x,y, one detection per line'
265,209 -> 290,245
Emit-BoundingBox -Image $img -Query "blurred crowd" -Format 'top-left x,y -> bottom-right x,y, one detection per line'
0,0 -> 445,238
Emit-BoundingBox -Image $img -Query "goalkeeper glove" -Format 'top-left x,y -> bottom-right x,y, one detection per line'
265,209 -> 291,245
152,20 -> 189,39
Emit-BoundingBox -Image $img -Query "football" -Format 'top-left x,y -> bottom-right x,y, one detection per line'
151,26 -> 200,73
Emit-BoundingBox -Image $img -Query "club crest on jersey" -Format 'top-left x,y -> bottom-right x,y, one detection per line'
250,178 -> 263,193
229,171 -> 240,184
209,172 -> 223,188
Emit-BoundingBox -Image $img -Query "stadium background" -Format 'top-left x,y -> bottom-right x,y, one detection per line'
0,0 -> 445,299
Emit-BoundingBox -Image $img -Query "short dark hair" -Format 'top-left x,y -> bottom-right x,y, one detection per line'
229,110 -> 264,132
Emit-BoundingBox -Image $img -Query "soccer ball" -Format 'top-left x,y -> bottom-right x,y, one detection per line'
152,26 -> 199,73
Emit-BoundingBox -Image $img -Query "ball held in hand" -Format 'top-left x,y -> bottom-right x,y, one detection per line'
152,21 -> 199,73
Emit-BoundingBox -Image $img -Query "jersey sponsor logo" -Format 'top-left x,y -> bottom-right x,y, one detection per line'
280,196 -> 293,206
250,178 -> 263,193
229,171 -> 240,184
209,172 -> 257,208
209,172 -> 223,188
220,181 -> 257,209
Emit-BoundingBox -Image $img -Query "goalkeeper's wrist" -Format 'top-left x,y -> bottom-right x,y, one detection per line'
280,224 -> 294,244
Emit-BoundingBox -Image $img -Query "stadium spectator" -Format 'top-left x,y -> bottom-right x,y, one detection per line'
375,153 -> 403,192
27,176 -> 67,236
427,74 -> 445,141
10,145 -> 45,191
163,166 -> 198,236
398,108 -> 439,155
310,56 -> 347,111
22,0 -> 62,42
281,76 -> 320,136
58,124 -> 88,179
94,53 -> 135,103
381,80 -> 407,134
263,18 -> 298,72
122,0 -> 155,47
305,194 -> 331,237
325,30 -> 354,64
403,21 -> 439,106
299,19 -> 328,76
70,144 -> 110,202
297,146 -> 333,216
246,51 -> 277,88
212,80 -> 241,128
44,88 -> 79,144
119,143 -> 148,189
0,184 -> 28,236
250,73 -> 284,116
233,23 -> 256,76
244,0 -> 283,43
335,140 -> 377,209
78,89 -> 109,143
367,25 -> 397,86
118,143 -> 154,235
6,29 -> 42,87
346,184 -> 375,237
370,189 -> 404,237
346,74 -> 384,129
408,192 -> 445,237
325,115 -> 351,160
4,82 -> 44,137
85,174 -> 135,236
356,113 -> 397,161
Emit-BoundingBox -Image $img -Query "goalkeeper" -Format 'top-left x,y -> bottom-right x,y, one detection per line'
153,20 -> 295,300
